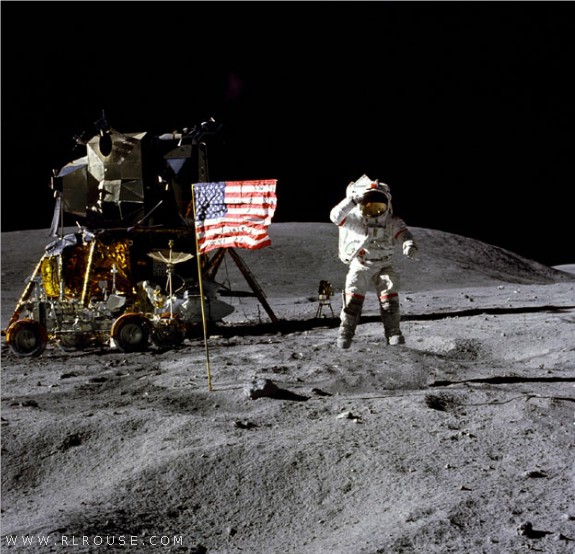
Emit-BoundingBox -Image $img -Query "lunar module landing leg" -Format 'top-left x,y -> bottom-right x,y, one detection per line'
205,247 -> 278,325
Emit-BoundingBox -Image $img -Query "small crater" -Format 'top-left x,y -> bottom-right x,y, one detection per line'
424,392 -> 462,412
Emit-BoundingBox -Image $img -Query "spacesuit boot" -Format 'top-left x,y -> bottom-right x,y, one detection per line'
380,299 -> 405,345
337,295 -> 363,349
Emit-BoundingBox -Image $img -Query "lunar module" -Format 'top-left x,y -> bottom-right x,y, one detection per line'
5,114 -> 270,356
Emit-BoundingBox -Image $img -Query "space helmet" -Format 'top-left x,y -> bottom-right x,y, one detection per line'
359,186 -> 389,218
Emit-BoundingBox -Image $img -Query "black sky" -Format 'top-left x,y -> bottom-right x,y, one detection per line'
2,2 -> 574,266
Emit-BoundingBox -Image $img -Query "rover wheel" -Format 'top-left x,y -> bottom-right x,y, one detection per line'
185,321 -> 203,340
6,319 -> 48,357
110,314 -> 150,353
151,319 -> 186,349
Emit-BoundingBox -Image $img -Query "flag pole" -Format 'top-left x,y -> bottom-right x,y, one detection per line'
190,184 -> 213,391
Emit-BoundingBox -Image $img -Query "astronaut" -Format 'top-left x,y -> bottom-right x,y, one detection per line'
330,177 -> 418,349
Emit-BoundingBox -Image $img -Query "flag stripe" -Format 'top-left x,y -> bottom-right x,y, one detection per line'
193,179 -> 277,254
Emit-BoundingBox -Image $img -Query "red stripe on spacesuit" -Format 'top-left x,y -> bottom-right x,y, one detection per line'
344,292 -> 365,300
338,217 -> 347,226
379,292 -> 398,301
394,228 -> 407,239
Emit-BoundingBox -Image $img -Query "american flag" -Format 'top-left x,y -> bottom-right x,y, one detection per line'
193,179 -> 278,254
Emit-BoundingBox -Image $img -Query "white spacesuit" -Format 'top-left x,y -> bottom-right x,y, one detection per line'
330,177 -> 418,349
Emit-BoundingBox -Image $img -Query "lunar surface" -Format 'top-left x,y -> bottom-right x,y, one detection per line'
1,223 -> 574,553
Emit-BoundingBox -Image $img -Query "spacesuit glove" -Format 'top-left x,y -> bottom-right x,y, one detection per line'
346,182 -> 364,205
403,240 -> 418,259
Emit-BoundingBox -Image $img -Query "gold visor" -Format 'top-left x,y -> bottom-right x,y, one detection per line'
361,202 -> 388,217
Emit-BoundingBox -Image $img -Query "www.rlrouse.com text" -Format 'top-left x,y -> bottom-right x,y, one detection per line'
3,534 -> 184,548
